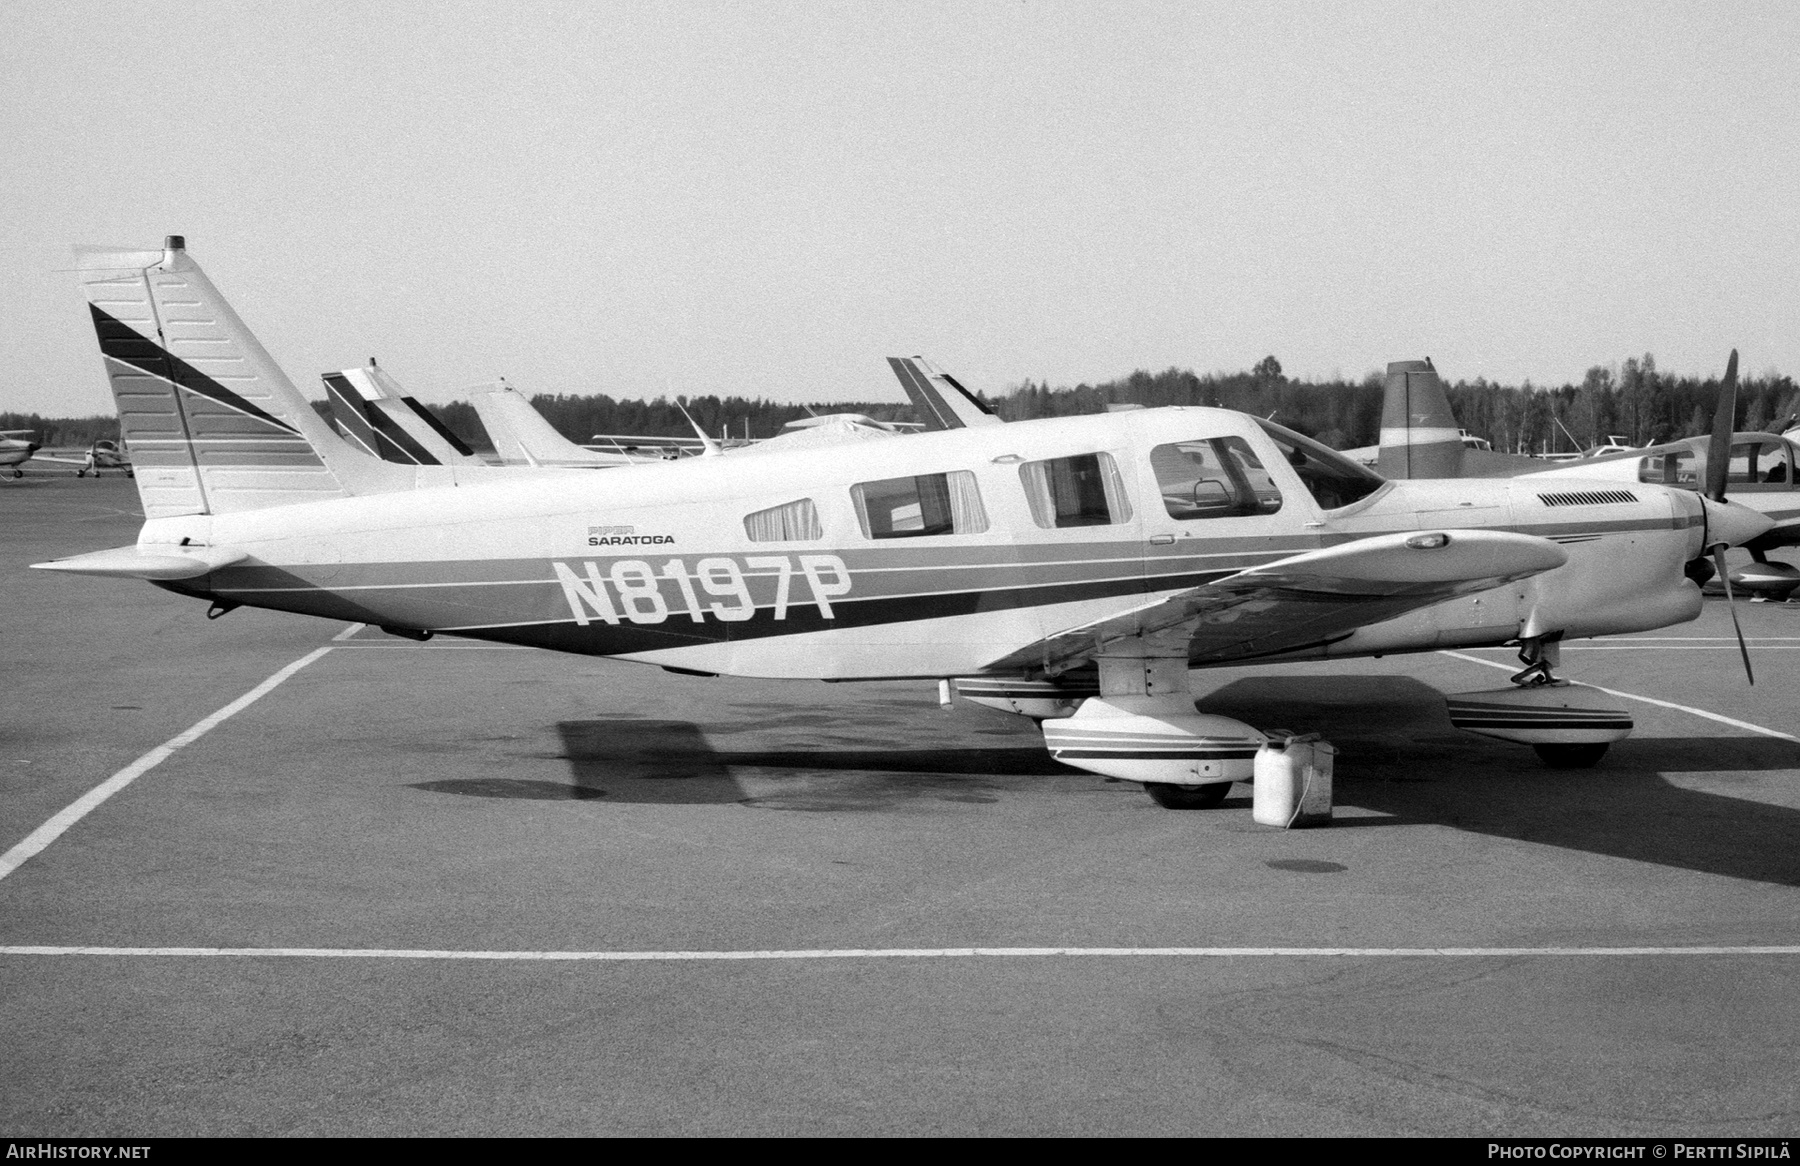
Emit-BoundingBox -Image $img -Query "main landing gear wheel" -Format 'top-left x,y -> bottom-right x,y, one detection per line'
1533,742 -> 1609,769
1144,782 -> 1232,809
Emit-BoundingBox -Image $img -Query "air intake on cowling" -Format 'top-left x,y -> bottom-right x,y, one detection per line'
1536,490 -> 1640,507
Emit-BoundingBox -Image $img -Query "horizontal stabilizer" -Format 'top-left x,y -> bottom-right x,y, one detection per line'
31,544 -> 246,580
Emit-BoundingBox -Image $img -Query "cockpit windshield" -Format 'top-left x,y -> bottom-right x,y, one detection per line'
1254,419 -> 1386,511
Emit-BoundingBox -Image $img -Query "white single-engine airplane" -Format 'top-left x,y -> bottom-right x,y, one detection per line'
33,239 -> 1775,807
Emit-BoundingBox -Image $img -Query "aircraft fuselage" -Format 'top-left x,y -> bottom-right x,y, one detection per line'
138,406 -> 1711,680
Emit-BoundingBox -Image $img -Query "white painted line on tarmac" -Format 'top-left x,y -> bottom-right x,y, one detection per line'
331,623 -> 366,641
1439,650 -> 1800,744
0,645 -> 337,882
2,945 -> 1798,961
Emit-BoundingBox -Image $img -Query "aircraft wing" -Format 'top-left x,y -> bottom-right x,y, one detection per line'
28,453 -> 94,466
31,544 -> 246,580
985,529 -> 1566,676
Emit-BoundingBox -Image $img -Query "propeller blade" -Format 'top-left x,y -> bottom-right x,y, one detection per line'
1705,349 -> 1739,503
1713,545 -> 1754,685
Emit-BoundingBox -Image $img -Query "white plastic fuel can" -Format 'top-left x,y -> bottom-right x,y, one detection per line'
1252,734 -> 1335,828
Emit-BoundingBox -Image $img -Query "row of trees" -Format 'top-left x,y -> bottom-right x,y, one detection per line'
991,355 -> 1800,452
13,354 -> 1798,457
0,412 -> 119,449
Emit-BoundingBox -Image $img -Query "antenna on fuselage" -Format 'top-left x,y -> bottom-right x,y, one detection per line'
674,398 -> 722,458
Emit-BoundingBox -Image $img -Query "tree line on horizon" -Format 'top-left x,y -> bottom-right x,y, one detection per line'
992,355 -> 1800,454
11,353 -> 1797,455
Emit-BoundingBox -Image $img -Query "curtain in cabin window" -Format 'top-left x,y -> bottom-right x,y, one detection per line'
1018,461 -> 1055,528
946,470 -> 988,534
744,498 -> 822,542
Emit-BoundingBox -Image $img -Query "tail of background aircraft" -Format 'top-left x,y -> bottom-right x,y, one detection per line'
321,363 -> 480,466
1375,359 -> 1466,479
76,237 -> 416,518
886,357 -> 1003,431
470,383 -> 640,466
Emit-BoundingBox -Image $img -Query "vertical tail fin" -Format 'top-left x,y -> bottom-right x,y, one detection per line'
1375,359 -> 1465,480
320,363 -> 478,466
470,383 -> 640,466
77,238 -> 415,516
886,357 -> 1003,430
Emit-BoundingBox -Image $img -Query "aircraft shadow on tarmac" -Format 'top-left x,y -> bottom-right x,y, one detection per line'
1199,676 -> 1800,888
548,719 -> 1072,812
411,680 -> 1800,884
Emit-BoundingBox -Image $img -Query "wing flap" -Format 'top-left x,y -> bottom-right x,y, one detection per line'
991,529 -> 1566,676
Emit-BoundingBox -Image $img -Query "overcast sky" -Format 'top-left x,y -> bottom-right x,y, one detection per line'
3,1 -> 1795,417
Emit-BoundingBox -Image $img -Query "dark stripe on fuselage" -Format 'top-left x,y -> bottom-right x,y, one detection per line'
183,558 -> 1235,657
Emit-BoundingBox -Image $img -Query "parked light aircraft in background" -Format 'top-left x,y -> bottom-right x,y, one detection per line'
1,430 -> 42,477
72,438 -> 133,477
1,431 -> 132,478
32,239 -> 1775,807
1365,357 -> 1800,598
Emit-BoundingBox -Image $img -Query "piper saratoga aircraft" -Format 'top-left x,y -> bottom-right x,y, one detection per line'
32,239 -> 1774,807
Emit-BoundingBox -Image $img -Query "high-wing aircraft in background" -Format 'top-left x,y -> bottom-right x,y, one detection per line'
32,239 -> 1775,808
1364,355 -> 1800,598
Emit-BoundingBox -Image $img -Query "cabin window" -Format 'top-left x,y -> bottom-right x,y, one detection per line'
1018,453 -> 1133,528
744,498 -> 822,542
1253,420 -> 1384,510
851,471 -> 988,539
1730,439 -> 1792,487
1150,437 -> 1282,518
1639,450 -> 1698,485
